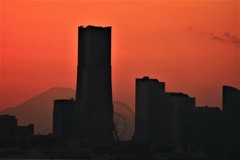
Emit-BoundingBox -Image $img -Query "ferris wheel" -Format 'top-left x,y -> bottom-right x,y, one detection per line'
113,100 -> 135,141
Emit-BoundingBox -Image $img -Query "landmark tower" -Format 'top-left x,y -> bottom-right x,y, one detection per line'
75,26 -> 114,144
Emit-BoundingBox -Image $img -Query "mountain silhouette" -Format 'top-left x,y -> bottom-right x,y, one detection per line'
0,87 -> 75,134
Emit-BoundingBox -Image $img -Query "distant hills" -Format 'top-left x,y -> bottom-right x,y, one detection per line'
0,87 -> 75,134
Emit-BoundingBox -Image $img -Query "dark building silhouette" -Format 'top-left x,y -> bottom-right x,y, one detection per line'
0,115 -> 17,139
135,76 -> 168,148
135,76 -> 195,152
194,106 -> 223,154
53,99 -> 75,139
135,79 -> 240,156
223,86 -> 240,155
75,26 -> 114,144
0,115 -> 34,147
17,124 -> 34,138
166,92 -> 195,152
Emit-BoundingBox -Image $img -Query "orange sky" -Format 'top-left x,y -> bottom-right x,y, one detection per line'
0,0 -> 239,111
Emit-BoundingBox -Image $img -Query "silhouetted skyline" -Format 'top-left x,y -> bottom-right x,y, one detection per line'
134,76 -> 240,155
0,24 -> 240,159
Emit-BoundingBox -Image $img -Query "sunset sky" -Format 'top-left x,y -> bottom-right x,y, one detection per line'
0,0 -> 239,111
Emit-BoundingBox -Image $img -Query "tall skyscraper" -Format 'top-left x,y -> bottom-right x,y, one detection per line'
75,26 -> 114,144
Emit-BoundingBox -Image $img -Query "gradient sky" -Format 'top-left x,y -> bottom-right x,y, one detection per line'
0,0 -> 239,111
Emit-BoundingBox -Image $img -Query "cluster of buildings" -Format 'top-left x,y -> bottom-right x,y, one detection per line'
0,115 -> 34,148
134,76 -> 240,156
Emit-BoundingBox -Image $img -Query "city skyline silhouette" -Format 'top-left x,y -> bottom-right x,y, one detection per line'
0,24 -> 240,159
0,1 -> 239,159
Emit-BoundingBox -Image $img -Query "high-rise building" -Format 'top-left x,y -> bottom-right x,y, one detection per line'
194,106 -> 223,153
75,26 -> 114,144
223,86 -> 240,155
167,92 -> 195,152
135,76 -> 173,152
135,76 -> 195,152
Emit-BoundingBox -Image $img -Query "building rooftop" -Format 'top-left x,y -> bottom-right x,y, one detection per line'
79,25 -> 111,29
167,92 -> 189,98
196,106 -> 221,112
0,115 -> 16,120
136,76 -> 161,83
223,85 -> 239,91
54,99 -> 75,104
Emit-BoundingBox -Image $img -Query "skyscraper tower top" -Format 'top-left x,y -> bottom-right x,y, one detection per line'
77,26 -> 111,69
79,25 -> 111,29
